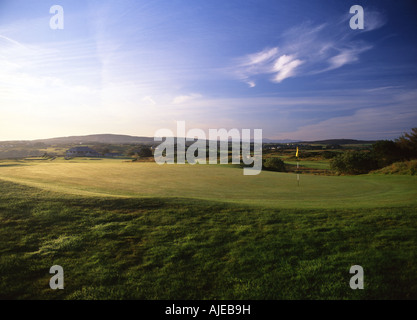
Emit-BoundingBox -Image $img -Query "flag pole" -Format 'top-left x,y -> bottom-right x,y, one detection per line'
296,146 -> 299,186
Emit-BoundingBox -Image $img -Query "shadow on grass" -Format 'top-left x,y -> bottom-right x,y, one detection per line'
0,164 -> 27,167
1,178 -> 417,300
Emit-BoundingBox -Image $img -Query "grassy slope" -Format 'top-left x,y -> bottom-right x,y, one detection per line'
371,160 -> 417,176
1,159 -> 417,299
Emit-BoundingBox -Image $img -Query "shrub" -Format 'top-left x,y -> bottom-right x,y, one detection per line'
330,151 -> 378,175
137,147 -> 153,158
264,157 -> 286,172
322,151 -> 338,159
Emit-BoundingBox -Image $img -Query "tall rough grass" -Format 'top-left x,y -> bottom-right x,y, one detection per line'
372,160 -> 417,175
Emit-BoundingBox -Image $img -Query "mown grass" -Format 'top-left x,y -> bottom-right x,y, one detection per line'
1,159 -> 417,209
1,179 -> 416,300
284,160 -> 330,170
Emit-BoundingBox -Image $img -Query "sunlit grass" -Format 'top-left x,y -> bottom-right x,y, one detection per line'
1,159 -> 417,299
0,179 -> 416,299
0,159 -> 416,209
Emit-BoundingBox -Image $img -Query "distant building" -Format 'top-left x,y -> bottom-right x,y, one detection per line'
66,146 -> 100,157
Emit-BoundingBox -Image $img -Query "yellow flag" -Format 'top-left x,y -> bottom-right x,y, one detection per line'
296,147 -> 299,158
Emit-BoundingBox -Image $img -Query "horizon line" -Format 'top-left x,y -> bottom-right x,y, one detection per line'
0,132 -> 382,143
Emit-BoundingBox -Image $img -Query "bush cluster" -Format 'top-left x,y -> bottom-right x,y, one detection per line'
330,128 -> 417,175
263,157 -> 286,172
330,151 -> 378,174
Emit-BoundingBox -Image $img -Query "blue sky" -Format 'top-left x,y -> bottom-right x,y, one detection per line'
0,0 -> 416,141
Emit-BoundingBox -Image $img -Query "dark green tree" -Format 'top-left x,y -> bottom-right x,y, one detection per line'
372,140 -> 402,167
396,128 -> 417,159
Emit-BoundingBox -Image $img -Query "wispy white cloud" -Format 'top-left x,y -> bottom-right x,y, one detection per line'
247,81 -> 256,88
172,93 -> 202,105
244,47 -> 279,66
271,54 -> 304,83
142,96 -> 156,105
328,50 -> 358,69
339,9 -> 386,32
232,9 -> 386,86
0,34 -> 27,49
365,10 -> 386,31
235,47 -> 304,85
234,47 -> 279,86
320,45 -> 372,72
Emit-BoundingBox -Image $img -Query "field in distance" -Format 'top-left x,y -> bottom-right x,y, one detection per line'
0,158 -> 416,209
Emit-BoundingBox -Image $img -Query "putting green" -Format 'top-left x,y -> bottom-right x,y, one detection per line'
0,159 -> 416,208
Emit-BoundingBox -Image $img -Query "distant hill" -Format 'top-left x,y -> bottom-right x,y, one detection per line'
0,135 -> 377,146
32,134 -> 155,145
262,139 -> 299,143
296,139 -> 377,145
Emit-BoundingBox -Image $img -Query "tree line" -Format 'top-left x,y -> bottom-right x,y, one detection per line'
330,128 -> 417,175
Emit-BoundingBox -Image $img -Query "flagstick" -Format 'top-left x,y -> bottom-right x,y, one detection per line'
297,159 -> 299,186
296,146 -> 300,187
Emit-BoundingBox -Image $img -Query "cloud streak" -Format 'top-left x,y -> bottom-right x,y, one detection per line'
233,9 -> 386,86
272,54 -> 304,83
235,47 -> 305,86
172,93 -> 202,105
